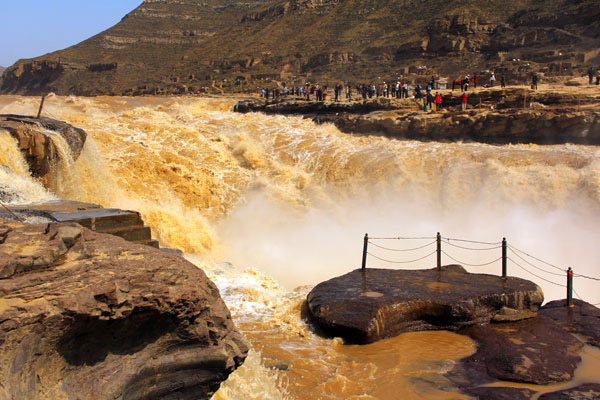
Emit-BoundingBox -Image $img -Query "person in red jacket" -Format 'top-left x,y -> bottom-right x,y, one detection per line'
434,92 -> 442,111
461,92 -> 468,111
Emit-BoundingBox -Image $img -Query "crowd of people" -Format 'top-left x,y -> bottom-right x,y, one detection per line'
259,68 -> 599,112
261,77 -> 440,102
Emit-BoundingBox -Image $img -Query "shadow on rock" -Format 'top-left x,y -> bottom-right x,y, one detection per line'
58,310 -> 177,366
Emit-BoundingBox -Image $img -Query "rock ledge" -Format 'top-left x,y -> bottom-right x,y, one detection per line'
0,219 -> 248,399
306,265 -> 543,344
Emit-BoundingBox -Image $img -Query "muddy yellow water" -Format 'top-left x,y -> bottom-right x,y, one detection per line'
204,276 -> 476,400
2,94 -> 600,398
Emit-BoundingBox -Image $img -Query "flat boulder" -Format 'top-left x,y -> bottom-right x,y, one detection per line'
538,384 -> 600,399
0,219 -> 248,399
540,299 -> 600,347
455,316 -> 583,385
306,265 -> 543,343
446,301 -> 600,399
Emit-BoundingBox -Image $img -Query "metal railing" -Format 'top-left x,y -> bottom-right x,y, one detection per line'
361,232 -> 600,307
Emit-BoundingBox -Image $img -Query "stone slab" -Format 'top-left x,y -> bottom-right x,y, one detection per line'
306,265 -> 543,343
1,200 -> 157,248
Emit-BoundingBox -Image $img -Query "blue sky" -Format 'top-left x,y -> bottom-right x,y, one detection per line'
0,1 -> 143,67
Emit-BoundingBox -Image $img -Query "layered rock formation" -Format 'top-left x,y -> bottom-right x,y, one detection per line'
1,0 -> 599,95
331,108 -> 600,144
0,115 -> 87,184
0,200 -> 160,248
306,265 -> 543,344
0,219 -> 248,399
234,88 -> 600,144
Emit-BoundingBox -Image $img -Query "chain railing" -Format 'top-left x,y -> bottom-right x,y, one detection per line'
360,232 -> 600,307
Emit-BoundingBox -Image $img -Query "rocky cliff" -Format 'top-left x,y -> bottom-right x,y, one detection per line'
234,88 -> 600,144
1,0 -> 599,95
0,115 -> 87,186
0,219 -> 248,399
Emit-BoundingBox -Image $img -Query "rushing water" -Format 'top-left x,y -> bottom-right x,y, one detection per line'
1,94 -> 600,398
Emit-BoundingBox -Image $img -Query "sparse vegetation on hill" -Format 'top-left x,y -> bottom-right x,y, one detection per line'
1,0 -> 599,95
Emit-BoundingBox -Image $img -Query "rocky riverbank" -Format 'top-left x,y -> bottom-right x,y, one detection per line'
234,87 -> 600,144
0,114 -> 87,186
0,219 -> 248,399
0,114 -> 249,398
306,266 -> 600,399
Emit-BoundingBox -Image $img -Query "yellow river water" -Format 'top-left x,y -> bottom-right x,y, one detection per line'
1,94 -> 599,399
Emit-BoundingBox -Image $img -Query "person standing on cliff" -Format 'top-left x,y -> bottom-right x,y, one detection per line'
489,72 -> 496,87
473,73 -> 478,89
461,92 -> 468,111
589,67 -> 595,85
415,84 -> 422,99
501,75 -> 506,88
426,91 -> 434,111
434,92 -> 442,111
532,74 -> 538,90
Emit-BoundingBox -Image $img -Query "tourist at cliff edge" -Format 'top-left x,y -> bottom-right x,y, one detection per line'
434,92 -> 442,111
461,92 -> 468,111
532,74 -> 538,90
426,92 -> 434,111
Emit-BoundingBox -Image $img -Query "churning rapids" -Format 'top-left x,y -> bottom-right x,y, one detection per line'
1,95 -> 600,399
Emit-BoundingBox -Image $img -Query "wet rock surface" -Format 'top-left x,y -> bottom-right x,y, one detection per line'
0,114 -> 87,180
233,97 -> 395,115
458,387 -> 536,400
0,219 -> 248,400
455,316 -> 583,385
540,299 -> 600,347
448,300 -> 600,399
538,384 -> 600,399
306,265 -> 543,344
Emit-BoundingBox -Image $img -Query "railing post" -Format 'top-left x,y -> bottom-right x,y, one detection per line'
567,267 -> 573,307
361,233 -> 368,270
36,95 -> 46,119
436,232 -> 441,270
502,238 -> 507,278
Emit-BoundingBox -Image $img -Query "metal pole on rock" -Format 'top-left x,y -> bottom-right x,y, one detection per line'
502,238 -> 507,278
436,232 -> 441,270
567,267 -> 574,307
36,95 -> 46,119
361,233 -> 368,270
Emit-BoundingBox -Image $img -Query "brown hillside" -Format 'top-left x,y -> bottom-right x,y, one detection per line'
1,0 -> 599,95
